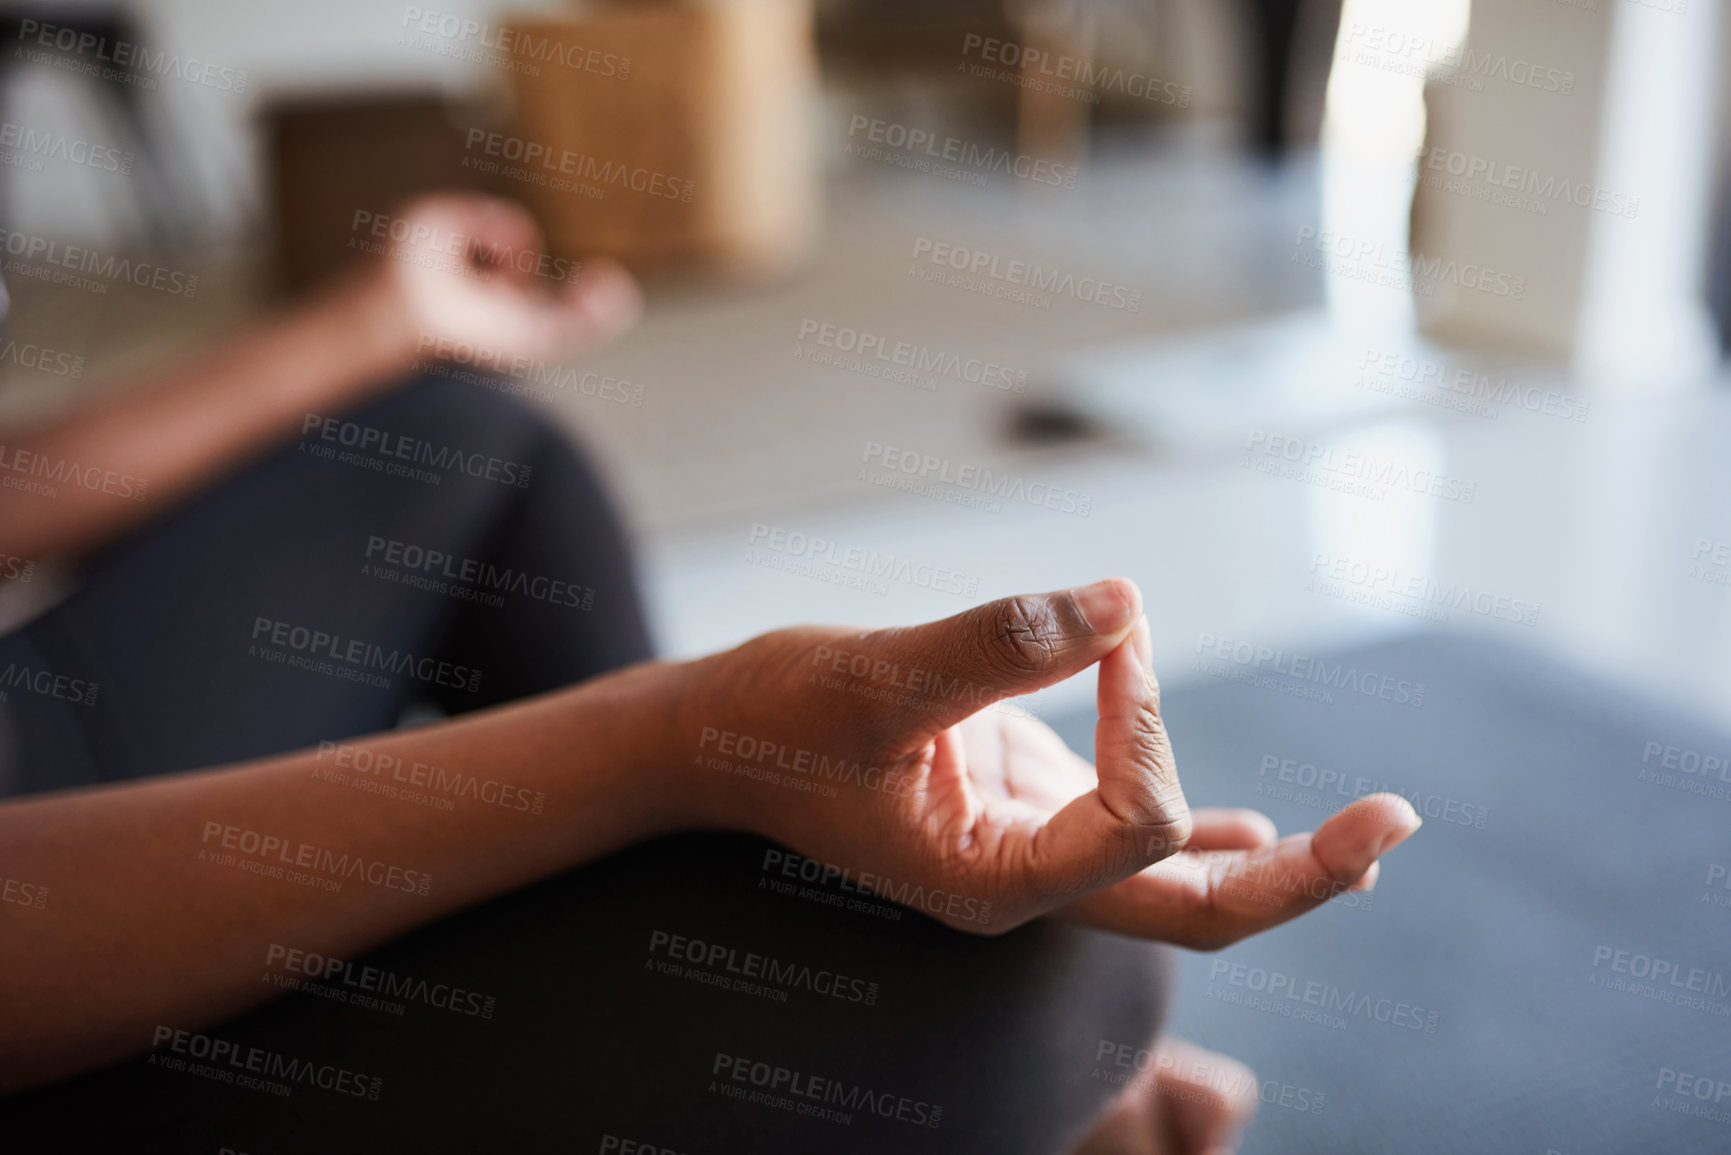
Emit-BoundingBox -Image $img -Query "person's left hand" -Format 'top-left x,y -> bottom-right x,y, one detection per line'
927,696 -> 1398,948
956,706 -> 1399,949
363,193 -> 642,365
675,579 -> 1421,944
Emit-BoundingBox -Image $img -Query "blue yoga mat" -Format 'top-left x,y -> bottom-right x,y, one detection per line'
1049,632 -> 1731,1155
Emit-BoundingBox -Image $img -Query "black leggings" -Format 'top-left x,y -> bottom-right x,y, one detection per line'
0,376 -> 1170,1154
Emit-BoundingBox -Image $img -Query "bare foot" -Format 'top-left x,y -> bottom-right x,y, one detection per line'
1072,1037 -> 1260,1155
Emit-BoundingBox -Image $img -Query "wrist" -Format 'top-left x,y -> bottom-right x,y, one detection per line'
563,655 -> 746,839
316,268 -> 420,386
657,652 -> 758,835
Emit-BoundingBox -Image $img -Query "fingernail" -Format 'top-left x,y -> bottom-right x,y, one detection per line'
1132,615 -> 1152,670
1376,804 -> 1422,855
1073,578 -> 1137,635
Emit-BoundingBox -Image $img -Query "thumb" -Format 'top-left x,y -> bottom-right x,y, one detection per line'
861,578 -> 1143,742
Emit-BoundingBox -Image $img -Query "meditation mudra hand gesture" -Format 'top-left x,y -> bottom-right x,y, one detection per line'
678,577 -> 1421,946
368,193 -> 644,364
0,193 -> 1420,1154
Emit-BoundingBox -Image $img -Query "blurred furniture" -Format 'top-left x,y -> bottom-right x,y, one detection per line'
263,93 -> 498,294
1241,0 -> 1301,155
1410,0 -> 1719,382
0,6 -> 184,244
506,0 -> 820,276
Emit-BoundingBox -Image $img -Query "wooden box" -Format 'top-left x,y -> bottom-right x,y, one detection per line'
503,0 -> 820,276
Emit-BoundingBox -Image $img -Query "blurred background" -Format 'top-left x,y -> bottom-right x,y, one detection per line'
1,0 -> 1729,722
3,0 -> 1731,1150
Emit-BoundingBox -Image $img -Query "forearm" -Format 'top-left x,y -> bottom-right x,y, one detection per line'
0,658 -> 700,1094
0,271 -> 416,562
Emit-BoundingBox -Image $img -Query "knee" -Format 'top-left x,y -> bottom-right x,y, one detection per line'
349,369 -> 630,555
351,370 -> 564,462
340,369 -> 626,509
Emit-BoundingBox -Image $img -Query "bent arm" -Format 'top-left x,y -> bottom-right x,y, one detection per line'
0,273 -> 416,564
0,192 -> 643,566
0,658 -> 703,1095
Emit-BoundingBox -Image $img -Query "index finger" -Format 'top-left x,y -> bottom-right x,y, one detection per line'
1023,633 -> 1193,907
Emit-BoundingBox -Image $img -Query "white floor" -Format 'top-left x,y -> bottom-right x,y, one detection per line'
559,146 -> 1731,732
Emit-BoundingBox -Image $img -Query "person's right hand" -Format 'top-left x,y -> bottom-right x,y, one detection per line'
362,193 -> 642,366
677,578 -> 1421,947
